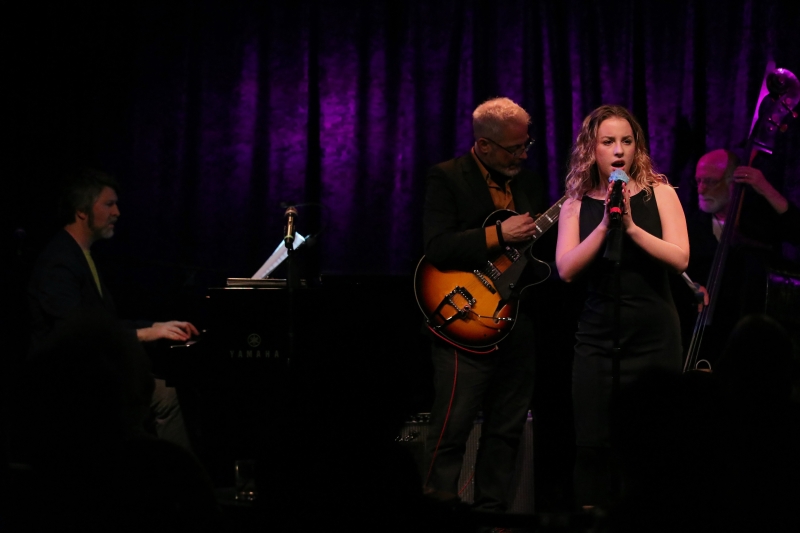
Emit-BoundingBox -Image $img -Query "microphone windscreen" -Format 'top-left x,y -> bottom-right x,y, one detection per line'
609,169 -> 630,183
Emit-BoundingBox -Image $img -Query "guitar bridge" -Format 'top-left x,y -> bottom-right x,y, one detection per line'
428,286 -> 476,330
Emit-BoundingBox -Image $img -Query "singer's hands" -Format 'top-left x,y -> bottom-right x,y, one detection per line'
499,212 -> 539,243
599,182 -> 613,229
621,182 -> 634,229
603,180 -> 632,229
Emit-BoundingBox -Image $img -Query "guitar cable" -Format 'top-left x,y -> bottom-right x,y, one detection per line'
423,349 -> 459,492
458,472 -> 475,498
426,324 -> 499,354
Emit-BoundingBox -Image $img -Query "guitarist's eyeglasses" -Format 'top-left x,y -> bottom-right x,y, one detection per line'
484,136 -> 536,158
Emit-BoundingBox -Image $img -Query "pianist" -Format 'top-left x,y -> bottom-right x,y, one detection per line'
27,167 -> 198,451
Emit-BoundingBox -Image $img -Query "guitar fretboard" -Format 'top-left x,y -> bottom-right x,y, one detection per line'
520,195 -> 567,253
532,196 -> 566,239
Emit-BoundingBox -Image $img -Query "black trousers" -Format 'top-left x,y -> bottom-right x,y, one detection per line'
424,312 -> 535,512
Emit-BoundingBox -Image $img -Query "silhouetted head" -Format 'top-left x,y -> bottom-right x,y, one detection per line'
26,309 -> 154,464
715,313 -> 794,401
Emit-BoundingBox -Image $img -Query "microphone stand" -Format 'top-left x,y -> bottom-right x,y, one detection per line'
284,208 -> 300,368
604,178 -> 625,398
284,207 -> 300,291
602,203 -> 624,506
603,197 -> 624,396
604,220 -> 623,399
285,241 -> 300,290
285,243 -> 297,369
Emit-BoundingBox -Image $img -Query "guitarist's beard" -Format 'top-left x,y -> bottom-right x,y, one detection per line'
476,152 -> 522,181
489,170 -> 510,190
483,164 -> 516,189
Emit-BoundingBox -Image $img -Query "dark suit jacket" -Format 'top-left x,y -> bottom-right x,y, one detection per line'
27,229 -> 150,355
675,202 -> 800,362
422,152 -> 548,272
684,198 -> 800,309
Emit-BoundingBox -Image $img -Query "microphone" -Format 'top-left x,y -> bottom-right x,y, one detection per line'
604,169 -> 629,262
607,169 -> 629,224
284,206 -> 298,249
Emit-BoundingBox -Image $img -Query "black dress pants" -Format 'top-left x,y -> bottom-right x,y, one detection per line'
424,313 -> 535,512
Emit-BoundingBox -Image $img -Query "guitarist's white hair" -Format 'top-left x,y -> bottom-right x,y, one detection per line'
473,97 -> 531,141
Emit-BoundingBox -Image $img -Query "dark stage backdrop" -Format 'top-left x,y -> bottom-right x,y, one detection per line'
7,0 -> 800,328
6,1 -> 798,505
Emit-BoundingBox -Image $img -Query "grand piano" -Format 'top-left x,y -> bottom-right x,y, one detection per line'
161,264 -> 432,486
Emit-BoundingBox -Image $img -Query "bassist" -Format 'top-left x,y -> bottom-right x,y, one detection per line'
680,67 -> 800,370
680,147 -> 800,366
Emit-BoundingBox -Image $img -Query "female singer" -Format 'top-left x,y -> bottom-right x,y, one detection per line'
555,105 -> 689,509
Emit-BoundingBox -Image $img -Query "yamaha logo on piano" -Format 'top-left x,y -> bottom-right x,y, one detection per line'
228,333 -> 281,359
229,348 -> 281,359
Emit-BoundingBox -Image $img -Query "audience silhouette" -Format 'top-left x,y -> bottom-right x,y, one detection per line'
7,310 -> 221,532
609,313 -> 800,532
7,305 -> 797,532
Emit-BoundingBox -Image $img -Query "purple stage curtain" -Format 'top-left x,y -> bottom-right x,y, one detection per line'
10,0 -> 800,284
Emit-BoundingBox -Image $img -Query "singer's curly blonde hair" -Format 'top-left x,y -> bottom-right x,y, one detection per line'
564,105 -> 668,200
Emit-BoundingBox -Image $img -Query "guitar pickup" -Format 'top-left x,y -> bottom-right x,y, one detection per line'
504,247 -> 521,262
472,270 -> 496,294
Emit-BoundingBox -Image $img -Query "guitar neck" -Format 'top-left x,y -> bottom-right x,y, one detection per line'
520,196 -> 567,252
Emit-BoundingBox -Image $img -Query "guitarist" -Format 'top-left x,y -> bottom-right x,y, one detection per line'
678,148 -> 800,365
421,96 -> 550,518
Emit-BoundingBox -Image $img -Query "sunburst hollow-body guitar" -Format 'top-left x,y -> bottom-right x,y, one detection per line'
414,197 -> 566,352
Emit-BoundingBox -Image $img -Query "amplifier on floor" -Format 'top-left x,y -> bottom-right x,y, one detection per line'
396,411 -> 534,514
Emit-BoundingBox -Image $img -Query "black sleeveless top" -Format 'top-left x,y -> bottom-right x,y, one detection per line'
576,191 -> 681,350
572,191 -> 682,446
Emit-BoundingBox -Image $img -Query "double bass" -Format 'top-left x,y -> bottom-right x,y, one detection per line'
683,66 -> 799,373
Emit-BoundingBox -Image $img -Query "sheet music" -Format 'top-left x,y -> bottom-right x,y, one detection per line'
251,234 -> 306,279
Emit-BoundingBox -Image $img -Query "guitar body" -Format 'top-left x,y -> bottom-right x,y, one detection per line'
414,200 -> 565,351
